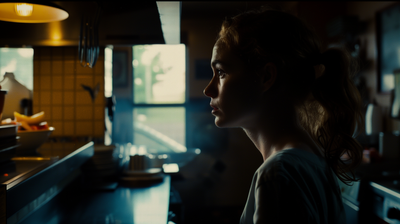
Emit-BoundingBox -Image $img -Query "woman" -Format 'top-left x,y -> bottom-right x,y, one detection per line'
203,8 -> 363,224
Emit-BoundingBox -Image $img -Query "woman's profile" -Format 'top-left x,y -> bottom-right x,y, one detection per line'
203,7 -> 363,224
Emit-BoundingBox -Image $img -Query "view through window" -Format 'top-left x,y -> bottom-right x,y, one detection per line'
132,44 -> 186,154
0,48 -> 34,90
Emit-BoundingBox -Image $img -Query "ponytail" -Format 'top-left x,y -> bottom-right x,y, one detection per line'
217,8 -> 364,185
310,48 -> 364,185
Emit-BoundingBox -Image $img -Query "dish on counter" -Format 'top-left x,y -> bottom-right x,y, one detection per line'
16,127 -> 54,155
1,111 -> 54,155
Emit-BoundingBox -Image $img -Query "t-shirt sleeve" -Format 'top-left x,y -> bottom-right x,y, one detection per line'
253,162 -> 311,224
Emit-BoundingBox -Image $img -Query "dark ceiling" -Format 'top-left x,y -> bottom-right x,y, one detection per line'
181,1 -> 299,20
0,1 -> 346,47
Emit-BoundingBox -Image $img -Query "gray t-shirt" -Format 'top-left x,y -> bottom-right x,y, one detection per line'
240,148 -> 346,224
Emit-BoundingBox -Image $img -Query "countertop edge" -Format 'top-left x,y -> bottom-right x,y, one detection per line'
6,142 -> 94,218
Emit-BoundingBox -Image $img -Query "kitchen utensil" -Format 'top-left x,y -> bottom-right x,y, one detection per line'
78,2 -> 101,68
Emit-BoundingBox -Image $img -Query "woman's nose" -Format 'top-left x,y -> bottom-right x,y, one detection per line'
203,79 -> 216,98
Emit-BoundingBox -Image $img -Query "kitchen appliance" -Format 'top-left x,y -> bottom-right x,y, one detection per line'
369,179 -> 400,223
0,72 -> 32,119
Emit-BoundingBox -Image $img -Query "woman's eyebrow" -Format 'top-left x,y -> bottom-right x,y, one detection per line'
211,60 -> 225,67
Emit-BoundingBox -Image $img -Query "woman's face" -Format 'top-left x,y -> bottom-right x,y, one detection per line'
203,42 -> 264,128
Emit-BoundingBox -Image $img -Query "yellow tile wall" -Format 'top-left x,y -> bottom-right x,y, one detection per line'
33,47 -> 105,138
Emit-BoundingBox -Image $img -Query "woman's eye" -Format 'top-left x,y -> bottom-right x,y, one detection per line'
217,70 -> 226,78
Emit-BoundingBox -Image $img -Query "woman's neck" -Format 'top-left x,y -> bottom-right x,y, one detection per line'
242,107 -> 323,161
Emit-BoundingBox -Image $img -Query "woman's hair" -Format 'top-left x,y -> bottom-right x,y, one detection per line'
218,8 -> 364,185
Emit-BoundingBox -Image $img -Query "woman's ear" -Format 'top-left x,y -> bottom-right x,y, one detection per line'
259,62 -> 277,92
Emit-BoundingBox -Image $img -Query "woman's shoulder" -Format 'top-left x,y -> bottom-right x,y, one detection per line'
257,148 -> 326,179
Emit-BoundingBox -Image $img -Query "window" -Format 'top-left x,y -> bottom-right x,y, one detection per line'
0,48 -> 34,90
132,44 -> 186,154
132,45 -> 186,104
108,44 -> 187,154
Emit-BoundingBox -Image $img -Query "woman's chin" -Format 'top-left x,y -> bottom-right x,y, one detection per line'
214,117 -> 235,128
214,117 -> 225,128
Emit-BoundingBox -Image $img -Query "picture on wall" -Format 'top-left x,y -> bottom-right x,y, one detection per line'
377,3 -> 400,93
112,50 -> 129,88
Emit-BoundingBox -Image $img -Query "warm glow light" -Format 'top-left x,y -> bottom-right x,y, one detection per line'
15,3 -> 33,17
49,22 -> 62,41
4,173 -> 8,177
0,2 -> 68,23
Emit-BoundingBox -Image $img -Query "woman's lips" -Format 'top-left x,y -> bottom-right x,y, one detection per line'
210,104 -> 219,113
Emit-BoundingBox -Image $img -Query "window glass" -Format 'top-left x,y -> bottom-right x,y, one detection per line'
0,48 -> 34,90
104,47 -> 113,98
133,44 -> 185,104
133,107 -> 186,153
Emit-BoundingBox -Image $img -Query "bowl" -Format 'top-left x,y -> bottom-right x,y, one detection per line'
16,127 -> 54,155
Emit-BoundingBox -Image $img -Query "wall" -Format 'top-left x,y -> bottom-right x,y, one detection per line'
346,2 -> 400,132
33,47 -> 105,139
297,1 -> 346,50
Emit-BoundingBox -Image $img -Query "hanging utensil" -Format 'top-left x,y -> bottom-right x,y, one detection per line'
78,2 -> 101,68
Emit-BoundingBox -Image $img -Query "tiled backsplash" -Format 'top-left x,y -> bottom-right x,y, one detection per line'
33,47 -> 105,138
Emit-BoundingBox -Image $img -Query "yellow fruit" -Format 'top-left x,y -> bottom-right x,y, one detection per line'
14,111 -> 45,125
19,121 -> 32,131
14,111 -> 28,122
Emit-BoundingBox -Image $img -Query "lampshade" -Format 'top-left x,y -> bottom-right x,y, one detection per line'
0,1 -> 68,23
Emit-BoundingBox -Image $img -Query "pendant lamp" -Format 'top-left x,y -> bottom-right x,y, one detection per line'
0,1 -> 68,23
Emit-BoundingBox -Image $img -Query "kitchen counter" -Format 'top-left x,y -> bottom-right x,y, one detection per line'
1,142 -> 174,224
1,141 -> 94,224
19,175 -> 172,224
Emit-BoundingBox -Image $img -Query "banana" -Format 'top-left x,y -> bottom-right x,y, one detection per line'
14,112 -> 27,122
19,121 -> 32,131
14,111 -> 45,125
